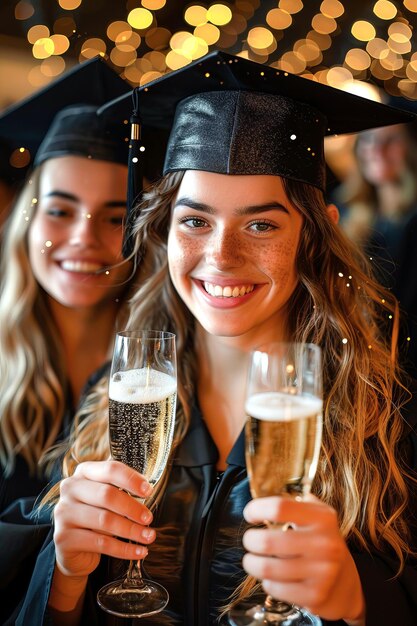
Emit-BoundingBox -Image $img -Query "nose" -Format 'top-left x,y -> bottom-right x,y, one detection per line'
205,227 -> 245,270
68,213 -> 99,247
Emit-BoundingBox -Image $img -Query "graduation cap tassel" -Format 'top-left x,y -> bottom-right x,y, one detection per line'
123,87 -> 144,258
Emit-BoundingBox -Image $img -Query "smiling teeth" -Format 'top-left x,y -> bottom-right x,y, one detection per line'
61,260 -> 103,273
204,283 -> 254,298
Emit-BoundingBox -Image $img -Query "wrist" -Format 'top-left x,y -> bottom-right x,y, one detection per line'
344,589 -> 365,626
345,618 -> 365,626
49,565 -> 88,612
340,549 -> 366,625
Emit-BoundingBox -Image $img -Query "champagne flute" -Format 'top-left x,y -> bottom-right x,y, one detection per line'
97,330 -> 177,618
229,342 -> 323,626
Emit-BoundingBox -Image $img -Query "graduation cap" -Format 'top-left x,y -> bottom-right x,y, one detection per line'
100,50 -> 415,255
0,56 -> 132,181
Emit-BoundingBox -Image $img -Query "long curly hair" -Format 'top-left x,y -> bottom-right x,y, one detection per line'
0,166 -> 134,477
44,171 -> 415,597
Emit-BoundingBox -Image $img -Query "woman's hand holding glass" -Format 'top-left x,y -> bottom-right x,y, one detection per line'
242,495 -> 365,625
230,342 -> 364,626
230,342 -> 324,626
50,460 -> 155,610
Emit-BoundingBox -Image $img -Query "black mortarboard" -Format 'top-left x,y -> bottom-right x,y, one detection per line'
33,103 -> 130,167
0,56 -> 132,177
100,50 -> 415,255
103,50 -> 415,188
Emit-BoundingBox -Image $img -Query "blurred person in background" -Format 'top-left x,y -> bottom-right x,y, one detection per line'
0,57 -> 137,514
332,119 -> 417,289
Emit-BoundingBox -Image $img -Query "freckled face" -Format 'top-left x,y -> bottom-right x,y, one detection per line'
167,171 -> 304,343
28,155 -> 132,310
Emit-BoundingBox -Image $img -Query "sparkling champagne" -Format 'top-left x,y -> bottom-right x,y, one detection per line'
109,368 -> 177,485
246,391 -> 323,498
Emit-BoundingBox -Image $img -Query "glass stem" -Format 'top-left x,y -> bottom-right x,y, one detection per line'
264,594 -> 294,615
123,557 -> 145,588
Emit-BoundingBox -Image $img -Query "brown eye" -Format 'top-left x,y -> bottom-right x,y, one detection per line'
180,217 -> 208,228
248,220 -> 278,233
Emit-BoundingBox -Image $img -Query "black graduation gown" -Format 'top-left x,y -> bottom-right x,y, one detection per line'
0,456 -> 55,514
2,400 -> 417,626
0,363 -> 110,515
0,403 -> 75,515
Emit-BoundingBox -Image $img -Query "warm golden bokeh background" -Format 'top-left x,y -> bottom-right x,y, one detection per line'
1,0 -> 417,126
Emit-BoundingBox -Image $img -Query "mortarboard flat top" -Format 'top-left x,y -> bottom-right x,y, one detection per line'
102,50 -> 415,192
105,50 -> 414,133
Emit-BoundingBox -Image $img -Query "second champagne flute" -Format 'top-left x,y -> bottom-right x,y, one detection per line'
229,342 -> 323,626
97,330 -> 177,619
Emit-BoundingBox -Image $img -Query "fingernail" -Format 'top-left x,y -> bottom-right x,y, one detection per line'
142,528 -> 155,541
135,546 -> 148,557
141,511 -> 152,524
140,482 -> 153,497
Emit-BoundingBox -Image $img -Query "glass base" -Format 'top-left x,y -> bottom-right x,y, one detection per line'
97,577 -> 169,618
228,603 -> 322,626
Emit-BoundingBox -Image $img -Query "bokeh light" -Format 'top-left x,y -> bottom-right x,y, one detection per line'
1,0 -> 417,103
279,0 -> 303,14
278,51 -> 306,74
15,1 -> 35,20
351,20 -> 376,41
107,21 -> 132,42
185,6 -> 208,27
141,0 -> 166,9
312,14 -> 337,35
206,4 -> 233,26
110,47 -> 137,67
373,0 -> 397,20
388,22 -> 412,42
367,38 -> 389,59
404,0 -> 417,11
307,29 -> 332,50
28,65 -> 53,87
115,31 -> 141,52
247,27 -> 275,51
345,48 -> 371,71
58,0 -> 82,9
127,8 -> 154,30
166,49 -> 192,70
10,147 -> 31,168
50,34 -> 70,55
27,25 -> 50,44
266,9 -> 293,30
32,38 -> 54,59
327,65 -> 353,88
145,27 -> 171,49
320,0 -> 345,19
294,39 -> 322,65
194,24 -> 220,45
40,56 -> 66,77
80,38 -> 107,59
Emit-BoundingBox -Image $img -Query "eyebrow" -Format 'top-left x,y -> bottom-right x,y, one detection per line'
173,197 -> 290,215
43,191 -> 126,208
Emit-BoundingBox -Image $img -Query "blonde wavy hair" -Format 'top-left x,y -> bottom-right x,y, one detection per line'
44,171 -> 415,611
0,166 -> 134,477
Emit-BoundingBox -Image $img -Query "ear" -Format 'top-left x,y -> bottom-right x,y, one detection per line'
326,203 -> 339,224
